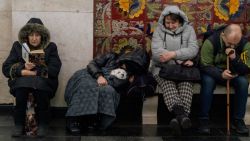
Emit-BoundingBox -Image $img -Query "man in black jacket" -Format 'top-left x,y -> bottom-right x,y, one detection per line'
198,24 -> 250,135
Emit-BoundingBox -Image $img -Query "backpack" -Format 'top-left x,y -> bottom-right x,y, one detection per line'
202,25 -> 227,56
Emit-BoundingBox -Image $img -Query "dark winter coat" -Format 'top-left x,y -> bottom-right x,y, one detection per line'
87,47 -> 150,78
64,47 -> 155,117
2,18 -> 62,98
64,52 -> 122,117
87,52 -> 120,79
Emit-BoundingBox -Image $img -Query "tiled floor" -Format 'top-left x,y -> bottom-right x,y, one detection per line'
0,111 -> 250,141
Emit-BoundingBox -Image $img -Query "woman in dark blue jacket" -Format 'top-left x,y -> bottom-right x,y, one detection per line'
2,18 -> 62,137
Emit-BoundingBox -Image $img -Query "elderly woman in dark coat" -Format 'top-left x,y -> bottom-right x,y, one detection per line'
2,18 -> 62,137
65,47 -> 155,134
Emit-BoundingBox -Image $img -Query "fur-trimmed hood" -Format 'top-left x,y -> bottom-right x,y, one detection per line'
18,18 -> 50,49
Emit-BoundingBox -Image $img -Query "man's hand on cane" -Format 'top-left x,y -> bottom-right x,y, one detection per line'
223,47 -> 238,80
225,48 -> 236,60
222,69 -> 238,80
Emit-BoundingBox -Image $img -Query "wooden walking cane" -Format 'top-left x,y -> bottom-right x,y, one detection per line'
226,55 -> 230,135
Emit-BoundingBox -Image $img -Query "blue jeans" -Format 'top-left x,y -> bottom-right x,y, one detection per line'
199,73 -> 249,120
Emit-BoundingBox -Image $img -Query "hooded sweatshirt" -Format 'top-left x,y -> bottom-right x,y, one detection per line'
150,5 -> 199,75
2,18 -> 62,97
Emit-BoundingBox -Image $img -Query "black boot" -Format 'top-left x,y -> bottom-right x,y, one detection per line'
169,118 -> 181,135
81,114 -> 98,130
66,116 -> 81,135
98,114 -> 115,130
12,111 -> 25,137
232,119 -> 249,135
37,124 -> 48,137
37,111 -> 50,137
173,105 -> 192,129
197,118 -> 210,135
177,116 -> 191,129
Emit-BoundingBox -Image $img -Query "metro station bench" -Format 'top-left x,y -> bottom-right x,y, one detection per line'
156,83 -> 250,125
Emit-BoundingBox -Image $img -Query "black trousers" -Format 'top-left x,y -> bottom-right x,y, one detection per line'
14,88 -> 50,126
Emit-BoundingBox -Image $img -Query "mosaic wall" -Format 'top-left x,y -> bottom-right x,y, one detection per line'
94,0 -> 250,57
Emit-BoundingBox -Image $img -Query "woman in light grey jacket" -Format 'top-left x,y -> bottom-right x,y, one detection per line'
151,5 -> 199,134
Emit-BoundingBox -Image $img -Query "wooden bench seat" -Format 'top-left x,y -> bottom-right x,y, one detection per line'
155,83 -> 246,94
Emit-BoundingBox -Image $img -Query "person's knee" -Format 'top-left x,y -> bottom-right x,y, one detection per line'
201,74 -> 216,92
15,89 -> 29,108
102,85 -> 116,94
234,76 -> 249,89
34,91 -> 50,111
201,74 -> 215,85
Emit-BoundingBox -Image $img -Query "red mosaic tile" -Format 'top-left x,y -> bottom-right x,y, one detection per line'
94,19 -> 111,37
93,0 -> 250,57
246,5 -> 250,22
94,37 -> 112,56
112,36 -> 145,50
94,0 -> 112,20
145,0 -> 163,20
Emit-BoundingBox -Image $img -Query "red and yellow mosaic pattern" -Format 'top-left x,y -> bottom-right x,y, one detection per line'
94,0 -> 250,57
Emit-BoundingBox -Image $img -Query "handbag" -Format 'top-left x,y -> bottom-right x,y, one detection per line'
158,64 -> 200,82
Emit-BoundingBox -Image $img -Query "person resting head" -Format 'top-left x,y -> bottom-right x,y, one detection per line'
221,24 -> 242,48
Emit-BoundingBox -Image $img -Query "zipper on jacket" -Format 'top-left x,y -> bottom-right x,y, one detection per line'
164,32 -> 183,48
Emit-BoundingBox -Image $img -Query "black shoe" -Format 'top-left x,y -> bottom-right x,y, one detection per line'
179,116 -> 192,129
169,118 -> 181,135
12,125 -> 24,137
67,121 -> 80,135
197,119 -> 210,135
173,105 -> 191,129
37,124 -> 48,137
98,114 -> 115,130
232,119 -> 249,135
